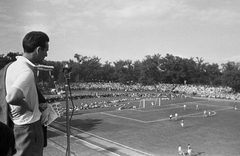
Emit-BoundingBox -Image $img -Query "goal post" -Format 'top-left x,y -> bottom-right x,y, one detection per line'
139,98 -> 161,108
139,99 -> 145,108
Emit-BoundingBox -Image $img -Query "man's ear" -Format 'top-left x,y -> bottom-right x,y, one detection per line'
35,46 -> 41,54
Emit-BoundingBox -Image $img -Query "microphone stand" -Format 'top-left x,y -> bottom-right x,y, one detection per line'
63,64 -> 71,156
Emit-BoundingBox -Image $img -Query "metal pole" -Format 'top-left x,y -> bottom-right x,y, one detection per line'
65,84 -> 70,156
64,67 -> 71,156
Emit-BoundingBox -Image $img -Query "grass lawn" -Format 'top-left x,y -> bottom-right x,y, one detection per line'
49,91 -> 240,156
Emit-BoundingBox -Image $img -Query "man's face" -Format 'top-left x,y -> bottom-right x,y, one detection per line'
37,42 -> 49,64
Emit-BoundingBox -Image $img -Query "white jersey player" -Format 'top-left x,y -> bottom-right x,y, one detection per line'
181,120 -> 184,128
187,144 -> 192,155
178,145 -> 185,156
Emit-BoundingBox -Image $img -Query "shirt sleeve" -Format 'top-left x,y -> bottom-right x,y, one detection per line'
11,70 -> 34,98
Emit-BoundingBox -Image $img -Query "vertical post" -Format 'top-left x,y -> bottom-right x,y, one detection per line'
63,64 -> 71,156
65,83 -> 70,156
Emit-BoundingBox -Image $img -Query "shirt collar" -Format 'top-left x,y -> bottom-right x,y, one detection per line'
16,56 -> 36,68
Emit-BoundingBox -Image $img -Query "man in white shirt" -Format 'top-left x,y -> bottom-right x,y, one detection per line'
5,31 -> 49,156
178,145 -> 185,156
187,144 -> 192,155
181,120 -> 184,128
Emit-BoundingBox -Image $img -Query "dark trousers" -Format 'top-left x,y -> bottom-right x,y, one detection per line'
13,120 -> 44,156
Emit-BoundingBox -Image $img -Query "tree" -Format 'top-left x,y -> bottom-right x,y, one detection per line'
132,60 -> 142,83
205,63 -> 222,85
222,71 -> 240,92
140,54 -> 161,85
0,52 -> 21,69
160,54 -> 185,84
221,61 -> 240,91
221,61 -> 240,73
99,61 -> 115,82
73,53 -> 102,82
113,59 -> 133,84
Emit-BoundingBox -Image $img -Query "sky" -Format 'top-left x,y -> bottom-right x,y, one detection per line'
0,0 -> 240,65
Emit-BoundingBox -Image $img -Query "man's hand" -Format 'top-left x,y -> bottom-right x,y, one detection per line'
39,103 -> 48,112
41,105 -> 50,125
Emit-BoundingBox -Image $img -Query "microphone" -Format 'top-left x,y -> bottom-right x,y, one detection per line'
62,63 -> 71,73
62,63 -> 71,156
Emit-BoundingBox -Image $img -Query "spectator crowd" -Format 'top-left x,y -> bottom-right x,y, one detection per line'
42,82 -> 240,112
53,82 -> 238,100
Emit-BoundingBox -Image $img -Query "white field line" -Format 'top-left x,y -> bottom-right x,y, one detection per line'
191,101 -> 233,107
168,101 -> 207,106
65,101 -> 233,124
168,101 -> 231,108
135,101 -> 232,113
100,105 -> 233,124
69,101 -> 207,116
103,101 -> 206,113
47,126 -> 121,156
100,112 -> 148,123
134,106 -> 183,112
145,106 -> 233,123
70,100 -> 194,115
51,102 -> 234,155
131,101 -> 202,113
53,121 -> 155,156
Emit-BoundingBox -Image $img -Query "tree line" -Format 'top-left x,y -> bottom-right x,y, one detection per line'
1,52 -> 240,92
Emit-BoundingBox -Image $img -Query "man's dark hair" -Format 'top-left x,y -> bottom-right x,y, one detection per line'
0,122 -> 16,156
22,31 -> 49,53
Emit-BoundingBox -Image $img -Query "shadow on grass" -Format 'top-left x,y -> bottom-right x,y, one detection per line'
70,118 -> 102,131
182,151 -> 205,156
105,147 -> 118,153
183,125 -> 193,129
192,151 -> 205,156
47,118 -> 102,139
95,147 -> 119,156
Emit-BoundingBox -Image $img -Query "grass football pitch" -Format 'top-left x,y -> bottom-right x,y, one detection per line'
49,95 -> 240,156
